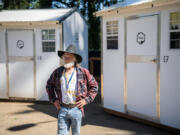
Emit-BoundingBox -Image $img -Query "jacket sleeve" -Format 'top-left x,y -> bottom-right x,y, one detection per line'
46,69 -> 58,104
83,68 -> 99,104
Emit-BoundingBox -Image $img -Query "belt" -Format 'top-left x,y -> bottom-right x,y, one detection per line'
61,102 -> 77,108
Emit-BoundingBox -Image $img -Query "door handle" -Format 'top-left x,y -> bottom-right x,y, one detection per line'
163,56 -> 169,63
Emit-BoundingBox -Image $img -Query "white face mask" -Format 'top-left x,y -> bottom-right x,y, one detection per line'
63,62 -> 75,69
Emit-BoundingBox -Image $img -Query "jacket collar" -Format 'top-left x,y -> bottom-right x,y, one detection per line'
60,65 -> 83,80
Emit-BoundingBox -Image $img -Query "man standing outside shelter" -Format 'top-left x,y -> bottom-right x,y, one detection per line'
46,44 -> 99,135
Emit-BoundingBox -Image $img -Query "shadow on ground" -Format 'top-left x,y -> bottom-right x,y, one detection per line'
7,120 -> 56,131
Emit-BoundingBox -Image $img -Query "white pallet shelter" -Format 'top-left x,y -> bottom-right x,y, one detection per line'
95,0 -> 180,131
0,8 -> 88,101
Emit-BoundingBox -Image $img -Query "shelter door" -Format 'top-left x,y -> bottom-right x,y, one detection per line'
7,30 -> 35,98
35,29 -> 60,100
126,15 -> 159,120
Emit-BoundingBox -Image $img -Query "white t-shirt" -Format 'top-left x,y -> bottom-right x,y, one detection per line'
60,69 -> 78,104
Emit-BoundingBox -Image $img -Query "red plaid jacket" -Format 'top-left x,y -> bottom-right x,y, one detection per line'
46,65 -> 98,117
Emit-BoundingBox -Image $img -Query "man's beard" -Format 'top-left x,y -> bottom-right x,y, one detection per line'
63,62 -> 75,69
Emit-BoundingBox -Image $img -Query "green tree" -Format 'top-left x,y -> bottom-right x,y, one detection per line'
2,0 -> 31,9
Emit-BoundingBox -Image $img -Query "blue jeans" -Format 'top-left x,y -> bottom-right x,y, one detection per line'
57,106 -> 82,135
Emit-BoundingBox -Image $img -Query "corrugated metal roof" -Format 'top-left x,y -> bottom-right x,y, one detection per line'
0,8 -> 75,22
102,0 -> 156,12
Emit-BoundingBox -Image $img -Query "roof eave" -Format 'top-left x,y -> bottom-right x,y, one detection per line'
94,0 -> 180,17
0,21 -> 60,26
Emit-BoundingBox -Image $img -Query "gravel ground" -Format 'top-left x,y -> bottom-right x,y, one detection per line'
0,101 -> 176,135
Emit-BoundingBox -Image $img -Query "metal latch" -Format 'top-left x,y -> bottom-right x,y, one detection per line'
151,58 -> 157,63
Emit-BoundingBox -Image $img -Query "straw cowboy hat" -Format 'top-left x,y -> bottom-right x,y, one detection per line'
57,44 -> 82,63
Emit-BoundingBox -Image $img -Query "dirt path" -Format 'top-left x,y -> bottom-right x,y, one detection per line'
0,101 -> 174,135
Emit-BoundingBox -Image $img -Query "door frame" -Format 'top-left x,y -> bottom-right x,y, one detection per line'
124,13 -> 161,122
5,29 -> 37,99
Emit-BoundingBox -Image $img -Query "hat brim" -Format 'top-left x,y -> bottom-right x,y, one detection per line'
57,50 -> 82,63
